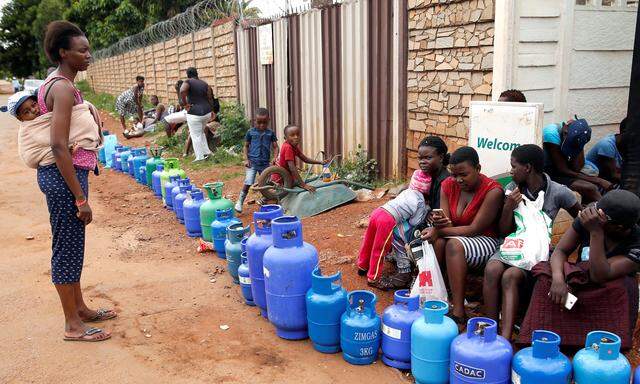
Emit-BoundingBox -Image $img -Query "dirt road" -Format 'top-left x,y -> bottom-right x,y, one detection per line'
0,95 -> 406,383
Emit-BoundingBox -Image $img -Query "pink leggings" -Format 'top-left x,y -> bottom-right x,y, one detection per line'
357,208 -> 396,281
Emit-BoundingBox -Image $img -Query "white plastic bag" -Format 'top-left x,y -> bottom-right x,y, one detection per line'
499,191 -> 553,270
411,240 -> 448,306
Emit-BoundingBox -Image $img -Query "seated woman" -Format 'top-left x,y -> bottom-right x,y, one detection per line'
517,190 -> 640,349
376,136 -> 451,290
483,144 -> 581,339
422,146 -> 503,324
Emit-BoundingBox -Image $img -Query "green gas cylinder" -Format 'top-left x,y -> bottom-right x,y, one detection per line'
199,182 -> 234,241
145,146 -> 165,187
160,158 -> 186,201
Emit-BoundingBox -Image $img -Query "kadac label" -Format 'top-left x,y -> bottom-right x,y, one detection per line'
454,362 -> 486,379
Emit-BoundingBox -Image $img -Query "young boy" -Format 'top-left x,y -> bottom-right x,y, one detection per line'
235,108 -> 279,213
1,90 -> 40,121
273,124 -> 328,192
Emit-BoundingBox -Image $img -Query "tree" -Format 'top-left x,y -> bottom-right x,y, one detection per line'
32,0 -> 70,70
0,0 -> 41,77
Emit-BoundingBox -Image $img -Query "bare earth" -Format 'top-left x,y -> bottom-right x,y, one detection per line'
0,95 -> 406,383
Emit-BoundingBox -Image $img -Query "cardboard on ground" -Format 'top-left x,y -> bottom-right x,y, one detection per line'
469,101 -> 544,179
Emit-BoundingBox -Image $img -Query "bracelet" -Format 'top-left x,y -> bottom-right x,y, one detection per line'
75,198 -> 88,208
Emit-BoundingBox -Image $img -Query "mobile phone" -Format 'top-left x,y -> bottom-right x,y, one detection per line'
431,208 -> 445,216
564,292 -> 578,310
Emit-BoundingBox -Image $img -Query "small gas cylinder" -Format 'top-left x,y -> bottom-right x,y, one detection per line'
224,223 -> 249,284
152,163 -> 165,198
183,188 -> 204,238
163,175 -> 181,210
381,289 -> 422,369
512,330 -> 571,384
573,331 -> 631,384
238,252 -> 254,306
211,208 -> 240,258
306,266 -> 348,353
340,290 -> 381,365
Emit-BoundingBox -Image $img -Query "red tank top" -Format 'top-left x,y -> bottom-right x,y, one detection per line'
442,174 -> 503,237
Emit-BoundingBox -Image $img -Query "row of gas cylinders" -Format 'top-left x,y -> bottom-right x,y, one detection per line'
100,143 -> 638,384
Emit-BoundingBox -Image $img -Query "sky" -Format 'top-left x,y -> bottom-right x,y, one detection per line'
251,0 -> 309,17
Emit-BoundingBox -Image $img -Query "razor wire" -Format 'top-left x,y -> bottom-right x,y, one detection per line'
93,0 -> 237,60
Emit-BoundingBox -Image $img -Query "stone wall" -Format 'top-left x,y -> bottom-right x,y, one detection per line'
406,0 -> 495,174
86,19 -> 238,104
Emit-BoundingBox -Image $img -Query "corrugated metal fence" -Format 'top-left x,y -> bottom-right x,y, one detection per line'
235,0 -> 407,179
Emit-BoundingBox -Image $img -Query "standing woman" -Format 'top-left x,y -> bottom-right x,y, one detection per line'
180,67 -> 217,161
39,21 -> 115,342
115,75 -> 145,135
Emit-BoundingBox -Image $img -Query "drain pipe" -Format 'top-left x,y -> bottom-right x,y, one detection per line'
622,7 -> 640,195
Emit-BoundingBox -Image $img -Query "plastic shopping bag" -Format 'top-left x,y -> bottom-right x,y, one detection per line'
410,239 -> 447,307
499,191 -> 553,270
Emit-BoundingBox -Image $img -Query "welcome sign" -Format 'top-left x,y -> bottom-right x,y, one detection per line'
469,101 -> 544,179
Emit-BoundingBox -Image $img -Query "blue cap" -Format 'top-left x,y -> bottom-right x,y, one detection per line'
561,116 -> 591,158
1,90 -> 36,117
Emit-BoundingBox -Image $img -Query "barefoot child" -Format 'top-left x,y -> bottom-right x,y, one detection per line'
357,170 -> 431,286
273,125 -> 327,192
235,108 -> 279,213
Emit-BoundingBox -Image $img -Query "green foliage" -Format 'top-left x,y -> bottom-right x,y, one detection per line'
65,0 -> 147,51
333,144 -> 379,184
156,127 -> 188,153
0,0 -> 41,78
32,0 -> 70,70
76,80 -> 117,114
217,102 -> 250,151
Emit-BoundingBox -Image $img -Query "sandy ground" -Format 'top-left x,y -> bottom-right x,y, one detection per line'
0,95 -> 407,383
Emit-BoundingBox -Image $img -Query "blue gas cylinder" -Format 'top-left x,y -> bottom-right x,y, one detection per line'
127,148 -> 138,177
173,181 -> 192,224
340,290 -> 381,365
238,252 -> 254,306
225,223 -> 249,284
163,175 -> 181,210
512,330 -> 571,384
152,163 -> 164,198
381,289 -> 422,369
183,188 -> 204,238
634,366 -> 640,384
103,135 -> 118,168
573,331 -> 630,384
264,216 -> 318,340
212,208 -> 240,258
171,177 -> 189,213
241,237 -> 248,253
246,205 -> 284,318
114,146 -> 128,172
110,144 -> 123,170
132,148 -> 148,183
450,317 -> 512,383
306,266 -> 348,353
120,147 -> 132,174
411,300 -> 459,384
138,166 -> 145,185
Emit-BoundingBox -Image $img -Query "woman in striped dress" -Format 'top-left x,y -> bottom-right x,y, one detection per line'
115,75 -> 145,133
421,146 -> 503,325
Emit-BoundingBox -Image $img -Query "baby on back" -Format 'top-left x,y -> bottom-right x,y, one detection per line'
2,90 -> 79,153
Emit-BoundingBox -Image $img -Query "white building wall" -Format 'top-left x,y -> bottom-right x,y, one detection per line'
494,0 -> 637,143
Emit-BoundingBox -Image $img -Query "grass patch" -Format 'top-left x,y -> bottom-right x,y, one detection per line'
77,80 -> 153,115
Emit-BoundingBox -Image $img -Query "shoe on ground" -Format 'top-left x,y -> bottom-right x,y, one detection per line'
234,201 -> 242,213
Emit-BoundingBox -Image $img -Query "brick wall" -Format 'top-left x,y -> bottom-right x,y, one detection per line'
406,0 -> 495,174
85,19 -> 238,104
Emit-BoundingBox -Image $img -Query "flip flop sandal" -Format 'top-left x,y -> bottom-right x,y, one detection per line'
64,327 -> 111,342
84,308 -> 117,323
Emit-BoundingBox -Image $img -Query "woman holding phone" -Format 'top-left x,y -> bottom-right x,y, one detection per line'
421,146 -> 503,325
